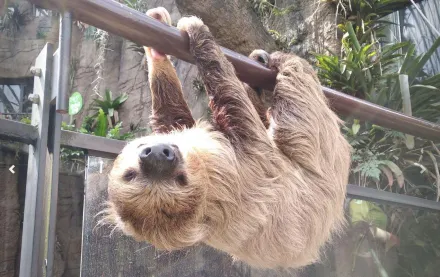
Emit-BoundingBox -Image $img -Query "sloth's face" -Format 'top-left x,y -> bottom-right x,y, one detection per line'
105,125 -> 225,250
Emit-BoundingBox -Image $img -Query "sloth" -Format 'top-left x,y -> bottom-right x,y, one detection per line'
102,7 -> 351,270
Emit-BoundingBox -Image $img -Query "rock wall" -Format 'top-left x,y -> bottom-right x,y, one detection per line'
266,0 -> 340,60
0,1 -> 55,78
71,0 -> 208,133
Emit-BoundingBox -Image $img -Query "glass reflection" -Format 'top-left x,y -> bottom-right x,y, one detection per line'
82,156 -> 440,277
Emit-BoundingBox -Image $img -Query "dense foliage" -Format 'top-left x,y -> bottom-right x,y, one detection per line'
315,0 -> 440,200
314,1 -> 440,276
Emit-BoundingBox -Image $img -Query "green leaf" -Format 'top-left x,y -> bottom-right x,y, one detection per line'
409,37 -> 440,82
108,108 -> 114,117
411,84 -> 440,92
352,119 -> 361,135
105,89 -> 112,103
68,92 -> 83,115
113,93 -> 129,106
349,199 -> 387,230
94,108 -> 108,137
346,22 -> 361,52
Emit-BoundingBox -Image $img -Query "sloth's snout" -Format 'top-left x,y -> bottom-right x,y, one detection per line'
139,143 -> 177,176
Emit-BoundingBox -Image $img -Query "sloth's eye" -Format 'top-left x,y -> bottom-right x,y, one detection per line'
123,169 -> 137,182
176,174 -> 187,186
257,55 -> 266,65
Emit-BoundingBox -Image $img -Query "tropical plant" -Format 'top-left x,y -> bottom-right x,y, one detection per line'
20,116 -> 31,124
94,108 -> 108,137
107,122 -> 140,140
123,0 -> 148,13
315,23 -> 440,123
92,28 -> 109,96
247,0 -> 296,19
314,0 -> 440,199
91,89 -> 128,125
394,210 -> 440,277
0,4 -> 28,37
314,22 -> 409,99
332,0 -> 412,20
346,199 -> 440,277
59,146 -> 85,173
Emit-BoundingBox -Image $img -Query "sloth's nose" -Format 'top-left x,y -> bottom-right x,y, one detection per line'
139,143 -> 177,175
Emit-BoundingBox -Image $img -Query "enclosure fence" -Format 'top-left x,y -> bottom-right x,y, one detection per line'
0,0 -> 439,276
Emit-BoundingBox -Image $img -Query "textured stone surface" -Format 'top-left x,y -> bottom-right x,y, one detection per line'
175,0 -> 277,55
0,2 -> 52,78
0,35 -> 47,78
266,0 -> 339,60
0,146 -> 21,277
74,0 -> 210,133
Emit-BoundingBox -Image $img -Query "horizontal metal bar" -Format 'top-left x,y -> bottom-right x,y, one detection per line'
347,184 -> 440,211
0,120 -> 124,156
29,0 -> 440,141
323,87 -> 440,141
0,118 -> 38,144
60,130 -> 125,155
0,112 -> 32,115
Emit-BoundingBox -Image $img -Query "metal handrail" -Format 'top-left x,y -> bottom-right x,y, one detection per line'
29,0 -> 440,141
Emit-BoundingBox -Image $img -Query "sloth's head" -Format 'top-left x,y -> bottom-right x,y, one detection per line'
103,124 -> 235,250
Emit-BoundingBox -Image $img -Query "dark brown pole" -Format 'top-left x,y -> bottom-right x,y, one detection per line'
29,0 -> 440,141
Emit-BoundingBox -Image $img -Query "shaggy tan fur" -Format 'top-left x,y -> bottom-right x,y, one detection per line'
103,7 -> 351,270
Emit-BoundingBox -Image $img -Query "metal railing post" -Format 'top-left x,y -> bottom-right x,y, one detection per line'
46,11 -> 72,277
55,11 -> 72,114
18,12 -> 71,276
19,43 -> 54,277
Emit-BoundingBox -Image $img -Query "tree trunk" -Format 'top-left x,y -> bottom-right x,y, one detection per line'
175,0 -> 277,56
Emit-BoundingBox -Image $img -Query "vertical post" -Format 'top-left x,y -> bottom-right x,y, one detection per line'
19,43 -> 54,277
56,11 -> 72,114
45,50 -> 62,277
19,11 -> 72,275
46,11 -> 72,276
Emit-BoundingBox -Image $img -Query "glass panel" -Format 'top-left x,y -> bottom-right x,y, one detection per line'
81,156 -> 440,277
308,198 -> 440,277
0,139 -> 28,276
81,156 -> 298,277
56,149 -> 86,276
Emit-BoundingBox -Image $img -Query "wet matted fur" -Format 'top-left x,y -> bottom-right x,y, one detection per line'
101,7 -> 351,270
